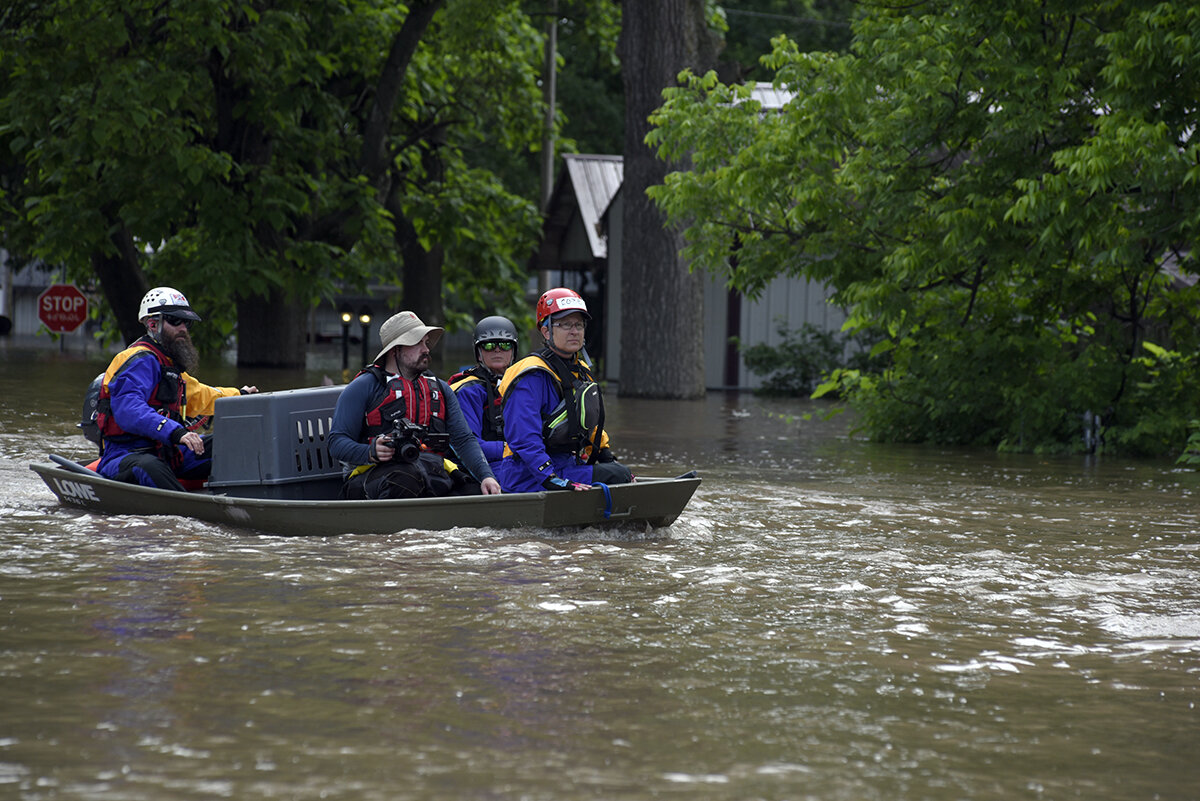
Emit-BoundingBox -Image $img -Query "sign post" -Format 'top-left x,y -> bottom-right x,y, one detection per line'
37,284 -> 89,333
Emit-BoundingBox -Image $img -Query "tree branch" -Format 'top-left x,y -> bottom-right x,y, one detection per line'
360,0 -> 444,187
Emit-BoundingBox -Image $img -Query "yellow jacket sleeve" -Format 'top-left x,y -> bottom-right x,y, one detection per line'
183,373 -> 241,417
579,428 -> 611,460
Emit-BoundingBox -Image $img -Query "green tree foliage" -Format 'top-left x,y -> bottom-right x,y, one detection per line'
648,1 -> 1200,456
1180,422 -> 1200,467
554,2 -> 624,157
720,0 -> 854,80
0,0 -> 548,356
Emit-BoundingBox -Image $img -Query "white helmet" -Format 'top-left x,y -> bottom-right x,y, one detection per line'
138,287 -> 202,323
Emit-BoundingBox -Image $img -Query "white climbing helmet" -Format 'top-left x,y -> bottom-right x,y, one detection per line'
138,287 -> 202,323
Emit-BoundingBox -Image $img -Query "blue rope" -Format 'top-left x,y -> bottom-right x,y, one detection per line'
592,481 -> 612,518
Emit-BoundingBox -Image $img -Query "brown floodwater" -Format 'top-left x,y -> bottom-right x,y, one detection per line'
1,345 -> 1198,800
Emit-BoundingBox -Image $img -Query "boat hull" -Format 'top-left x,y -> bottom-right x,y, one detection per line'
30,461 -> 699,536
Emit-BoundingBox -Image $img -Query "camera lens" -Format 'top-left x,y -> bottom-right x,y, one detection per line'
397,440 -> 420,463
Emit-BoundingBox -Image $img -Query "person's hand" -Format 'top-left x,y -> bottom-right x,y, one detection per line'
180,431 -> 205,454
369,436 -> 394,463
542,476 -> 589,491
240,385 -> 258,395
480,477 -> 502,495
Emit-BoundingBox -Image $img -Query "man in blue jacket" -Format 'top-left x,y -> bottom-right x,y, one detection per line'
495,288 -> 633,493
96,287 -> 257,490
328,310 -> 501,500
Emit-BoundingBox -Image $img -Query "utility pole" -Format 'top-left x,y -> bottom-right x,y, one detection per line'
537,0 -> 558,296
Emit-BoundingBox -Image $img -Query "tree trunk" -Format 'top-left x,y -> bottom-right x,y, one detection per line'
361,0 -> 445,193
387,137 -> 447,370
91,214 -> 150,344
617,0 -> 717,399
391,208 -> 446,372
236,288 -> 307,369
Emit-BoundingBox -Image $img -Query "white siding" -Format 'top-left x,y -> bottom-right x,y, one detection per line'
735,275 -> 846,389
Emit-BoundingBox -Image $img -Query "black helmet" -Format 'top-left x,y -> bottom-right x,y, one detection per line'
473,315 -> 518,349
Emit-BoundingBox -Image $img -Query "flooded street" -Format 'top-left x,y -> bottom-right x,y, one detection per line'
2,347 -> 1198,800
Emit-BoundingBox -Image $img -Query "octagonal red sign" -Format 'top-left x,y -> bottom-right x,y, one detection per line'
37,284 -> 88,333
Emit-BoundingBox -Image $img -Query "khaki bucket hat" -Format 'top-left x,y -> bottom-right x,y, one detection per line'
373,310 -> 444,364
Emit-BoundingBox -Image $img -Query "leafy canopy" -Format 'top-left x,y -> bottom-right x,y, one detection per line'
648,0 -> 1200,457
0,0 -> 555,342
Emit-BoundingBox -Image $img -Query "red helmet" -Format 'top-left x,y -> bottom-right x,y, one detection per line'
536,287 -> 590,327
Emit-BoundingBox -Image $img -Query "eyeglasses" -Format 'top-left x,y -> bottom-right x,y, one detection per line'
480,341 -> 514,352
162,315 -> 193,330
554,321 -> 586,332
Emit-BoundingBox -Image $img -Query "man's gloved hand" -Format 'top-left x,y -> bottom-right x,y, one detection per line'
595,448 -> 615,463
368,435 -> 394,463
542,475 -> 588,492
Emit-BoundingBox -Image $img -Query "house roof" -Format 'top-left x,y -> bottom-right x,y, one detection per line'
535,154 -> 623,268
562,153 -> 623,260
535,86 -> 790,269
748,83 -> 795,109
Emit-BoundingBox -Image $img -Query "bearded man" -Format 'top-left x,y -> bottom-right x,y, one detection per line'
95,287 -> 257,490
328,310 -> 501,499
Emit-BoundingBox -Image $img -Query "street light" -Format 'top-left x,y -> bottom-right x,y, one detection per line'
358,306 -> 372,366
339,304 -> 353,371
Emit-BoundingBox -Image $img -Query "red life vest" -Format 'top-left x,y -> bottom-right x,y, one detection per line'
96,337 -> 185,442
359,366 -> 450,453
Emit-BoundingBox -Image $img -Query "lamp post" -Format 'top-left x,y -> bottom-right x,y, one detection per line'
358,306 -> 372,367
339,304 -> 353,371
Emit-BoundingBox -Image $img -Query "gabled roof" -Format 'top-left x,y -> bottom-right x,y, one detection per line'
536,154 -> 623,268
536,86 -> 788,269
561,154 -> 623,260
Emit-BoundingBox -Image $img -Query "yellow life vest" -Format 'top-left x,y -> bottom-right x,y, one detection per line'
497,349 -> 606,460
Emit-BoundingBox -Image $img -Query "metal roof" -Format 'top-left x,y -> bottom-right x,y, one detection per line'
561,154 -> 623,260
539,86 -> 788,266
749,82 -> 795,110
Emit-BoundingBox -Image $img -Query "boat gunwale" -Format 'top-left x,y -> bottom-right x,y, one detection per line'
29,459 -> 701,536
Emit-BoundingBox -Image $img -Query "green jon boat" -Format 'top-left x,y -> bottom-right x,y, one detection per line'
32,385 -> 699,536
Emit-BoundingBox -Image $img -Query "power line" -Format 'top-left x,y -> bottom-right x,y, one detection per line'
723,7 -> 852,28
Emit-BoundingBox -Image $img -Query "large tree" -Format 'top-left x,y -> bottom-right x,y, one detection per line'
0,0 -> 543,364
617,0 -> 719,399
648,0 -> 1200,456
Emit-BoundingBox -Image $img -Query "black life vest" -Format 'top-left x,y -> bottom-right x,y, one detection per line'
449,365 -> 504,442
500,348 -> 604,462
358,366 -> 450,454
96,337 -> 185,443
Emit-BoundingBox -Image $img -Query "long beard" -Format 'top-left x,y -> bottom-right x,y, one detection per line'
164,331 -> 200,373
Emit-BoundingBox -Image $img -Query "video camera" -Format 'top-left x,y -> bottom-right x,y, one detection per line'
387,418 -> 424,463
386,418 -> 449,464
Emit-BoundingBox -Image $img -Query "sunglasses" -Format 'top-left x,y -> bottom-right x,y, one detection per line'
162,314 -> 193,329
480,341 -> 514,352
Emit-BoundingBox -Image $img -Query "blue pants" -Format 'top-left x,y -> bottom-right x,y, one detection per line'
98,436 -> 213,491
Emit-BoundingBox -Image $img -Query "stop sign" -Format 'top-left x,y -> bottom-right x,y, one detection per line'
37,284 -> 89,333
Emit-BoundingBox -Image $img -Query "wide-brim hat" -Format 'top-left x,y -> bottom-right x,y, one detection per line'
374,311 -> 444,364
